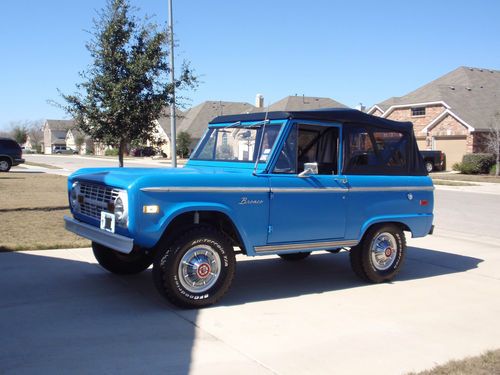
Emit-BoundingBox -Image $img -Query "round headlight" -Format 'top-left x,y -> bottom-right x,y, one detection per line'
70,182 -> 80,208
114,197 -> 125,221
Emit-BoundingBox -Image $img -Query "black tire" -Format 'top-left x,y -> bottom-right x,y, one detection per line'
92,242 -> 152,275
425,161 -> 433,173
349,224 -> 406,283
0,158 -> 12,172
278,252 -> 311,261
152,226 -> 236,308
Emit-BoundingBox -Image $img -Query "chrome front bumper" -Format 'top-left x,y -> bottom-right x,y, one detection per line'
64,215 -> 134,254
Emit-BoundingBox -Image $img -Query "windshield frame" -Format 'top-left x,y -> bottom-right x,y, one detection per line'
190,120 -> 286,164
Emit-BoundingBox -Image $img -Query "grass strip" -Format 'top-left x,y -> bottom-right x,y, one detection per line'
408,349 -> 500,375
433,180 -> 478,186
430,173 -> 500,183
24,161 -> 62,169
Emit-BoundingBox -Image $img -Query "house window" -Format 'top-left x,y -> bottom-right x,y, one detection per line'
411,107 -> 426,117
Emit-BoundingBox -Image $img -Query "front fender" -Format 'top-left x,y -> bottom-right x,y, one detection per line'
134,201 -> 253,252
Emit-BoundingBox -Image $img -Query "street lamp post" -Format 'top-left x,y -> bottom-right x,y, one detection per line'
168,0 -> 177,168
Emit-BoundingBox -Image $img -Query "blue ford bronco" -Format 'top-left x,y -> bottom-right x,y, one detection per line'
65,109 -> 434,308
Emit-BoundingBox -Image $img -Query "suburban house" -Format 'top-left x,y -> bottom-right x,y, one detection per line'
177,101 -> 256,149
368,66 -> 500,169
175,96 -> 349,150
42,119 -> 75,154
65,128 -> 93,154
152,109 -> 185,158
266,95 -> 348,111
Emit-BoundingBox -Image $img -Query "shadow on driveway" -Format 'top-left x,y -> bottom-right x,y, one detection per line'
0,246 -> 482,373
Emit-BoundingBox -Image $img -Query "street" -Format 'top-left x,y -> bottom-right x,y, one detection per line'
1,158 -> 500,374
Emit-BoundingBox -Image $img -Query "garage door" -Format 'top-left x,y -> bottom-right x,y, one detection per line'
433,136 -> 467,170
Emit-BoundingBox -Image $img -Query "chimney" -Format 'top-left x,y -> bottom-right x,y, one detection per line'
255,94 -> 264,108
355,103 -> 366,112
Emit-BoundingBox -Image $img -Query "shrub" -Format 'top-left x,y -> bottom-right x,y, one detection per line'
452,162 -> 462,171
491,164 -> 498,176
104,148 -> 119,156
458,153 -> 495,174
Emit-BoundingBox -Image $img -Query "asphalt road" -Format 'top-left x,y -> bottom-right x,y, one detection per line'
2,157 -> 500,374
23,154 -> 173,174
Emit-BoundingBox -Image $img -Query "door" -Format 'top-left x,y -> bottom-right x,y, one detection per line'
267,123 -> 348,244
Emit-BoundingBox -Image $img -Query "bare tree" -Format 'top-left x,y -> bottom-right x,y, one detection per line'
27,120 -> 44,152
486,114 -> 500,176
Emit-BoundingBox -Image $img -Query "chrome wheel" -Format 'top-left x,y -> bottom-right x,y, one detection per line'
370,232 -> 398,271
178,245 -> 221,293
0,160 -> 10,171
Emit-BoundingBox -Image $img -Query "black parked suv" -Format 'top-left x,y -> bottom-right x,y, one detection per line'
0,138 -> 25,172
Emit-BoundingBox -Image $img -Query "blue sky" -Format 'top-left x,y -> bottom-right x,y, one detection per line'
1,0 -> 499,130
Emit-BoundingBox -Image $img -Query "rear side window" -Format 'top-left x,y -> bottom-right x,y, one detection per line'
343,126 -> 409,175
0,139 -> 20,151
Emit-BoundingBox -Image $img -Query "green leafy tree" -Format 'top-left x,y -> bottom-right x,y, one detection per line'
60,0 -> 196,167
11,124 -> 28,145
176,131 -> 192,159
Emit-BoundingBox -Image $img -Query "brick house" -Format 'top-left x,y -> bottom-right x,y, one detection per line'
368,67 -> 500,169
42,119 -> 75,154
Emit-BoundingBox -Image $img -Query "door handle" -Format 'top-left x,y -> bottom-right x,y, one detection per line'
335,178 -> 348,185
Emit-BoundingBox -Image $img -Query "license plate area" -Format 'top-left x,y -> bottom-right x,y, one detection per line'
100,211 -> 115,233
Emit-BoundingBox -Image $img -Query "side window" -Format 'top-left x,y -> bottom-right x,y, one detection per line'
344,126 -> 408,175
274,126 -> 298,174
273,124 -> 339,175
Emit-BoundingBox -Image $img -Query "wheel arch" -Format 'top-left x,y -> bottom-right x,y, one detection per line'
155,208 -> 249,255
358,218 -> 411,242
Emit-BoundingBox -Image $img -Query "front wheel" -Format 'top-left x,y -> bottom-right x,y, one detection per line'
349,224 -> 406,283
92,242 -> 153,275
152,227 -> 236,308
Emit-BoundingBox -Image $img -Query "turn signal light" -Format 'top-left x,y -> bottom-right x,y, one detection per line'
143,205 -> 160,214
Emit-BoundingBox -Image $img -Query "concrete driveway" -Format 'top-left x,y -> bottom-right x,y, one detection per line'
1,191 -> 500,374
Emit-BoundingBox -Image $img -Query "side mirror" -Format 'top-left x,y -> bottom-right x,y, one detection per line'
298,162 -> 318,178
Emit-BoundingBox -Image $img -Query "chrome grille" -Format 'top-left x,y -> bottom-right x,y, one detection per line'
78,182 -> 121,220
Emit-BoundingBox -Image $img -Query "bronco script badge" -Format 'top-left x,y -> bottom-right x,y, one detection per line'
239,197 -> 263,205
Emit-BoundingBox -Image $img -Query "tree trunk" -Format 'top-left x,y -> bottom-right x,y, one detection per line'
118,140 -> 125,167
496,154 -> 499,177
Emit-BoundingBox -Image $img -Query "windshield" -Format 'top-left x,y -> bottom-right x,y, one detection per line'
191,123 -> 282,162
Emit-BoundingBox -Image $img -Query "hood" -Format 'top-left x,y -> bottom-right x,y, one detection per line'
69,165 -> 265,191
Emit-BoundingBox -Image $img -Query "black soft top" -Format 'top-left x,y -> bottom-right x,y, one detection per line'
210,108 -> 427,176
210,108 -> 413,133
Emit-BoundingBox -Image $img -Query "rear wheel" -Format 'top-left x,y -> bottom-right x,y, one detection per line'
278,252 -> 311,261
350,224 -> 406,283
0,158 -> 12,172
92,242 -> 152,275
152,227 -> 236,308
